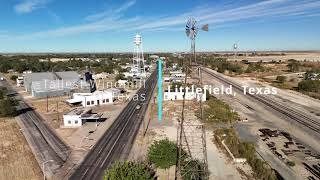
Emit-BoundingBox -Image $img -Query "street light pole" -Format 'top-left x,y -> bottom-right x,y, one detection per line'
42,160 -> 53,180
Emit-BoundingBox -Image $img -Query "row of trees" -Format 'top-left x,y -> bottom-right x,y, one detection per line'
206,58 -> 270,74
287,59 -> 320,74
298,80 -> 320,92
0,56 -> 127,74
206,58 -> 243,74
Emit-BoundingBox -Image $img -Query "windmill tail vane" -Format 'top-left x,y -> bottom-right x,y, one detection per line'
201,24 -> 209,32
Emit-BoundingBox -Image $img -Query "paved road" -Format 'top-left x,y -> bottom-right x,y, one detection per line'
0,77 -> 70,177
68,71 -> 158,180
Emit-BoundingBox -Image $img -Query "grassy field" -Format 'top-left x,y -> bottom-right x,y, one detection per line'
0,118 -> 42,180
202,95 -> 240,124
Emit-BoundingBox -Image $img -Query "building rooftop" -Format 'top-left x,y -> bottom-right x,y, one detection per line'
64,108 -> 102,120
24,71 -> 80,82
64,108 -> 92,116
56,71 -> 80,80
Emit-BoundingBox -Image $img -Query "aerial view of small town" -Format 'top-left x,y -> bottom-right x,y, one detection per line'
0,0 -> 320,180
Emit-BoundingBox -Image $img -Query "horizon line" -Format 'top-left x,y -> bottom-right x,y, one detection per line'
1,50 -> 320,55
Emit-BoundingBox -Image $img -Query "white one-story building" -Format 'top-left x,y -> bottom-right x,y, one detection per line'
67,88 -> 121,107
92,72 -> 109,80
63,108 -> 102,127
163,90 -> 206,102
163,76 -> 184,83
117,79 -> 128,86
16,76 -> 24,86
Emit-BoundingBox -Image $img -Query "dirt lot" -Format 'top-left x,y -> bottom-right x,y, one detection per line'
26,96 -> 72,129
129,85 -> 251,180
0,118 -> 42,180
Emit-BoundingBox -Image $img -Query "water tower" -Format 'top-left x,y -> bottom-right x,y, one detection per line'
132,34 -> 145,77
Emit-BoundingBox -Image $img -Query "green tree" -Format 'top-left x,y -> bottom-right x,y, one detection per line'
0,98 -> 18,117
115,73 -> 126,81
276,76 -> 286,83
147,139 -> 177,169
0,87 -> 7,99
0,88 -> 17,117
287,60 -> 300,72
10,75 -> 18,81
104,161 -> 156,180
245,63 -> 266,73
298,80 -> 320,92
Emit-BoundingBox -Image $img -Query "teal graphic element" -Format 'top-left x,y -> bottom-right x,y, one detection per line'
157,58 -> 162,122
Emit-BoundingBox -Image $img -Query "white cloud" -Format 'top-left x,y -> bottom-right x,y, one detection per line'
9,0 -> 320,39
14,0 -> 51,14
85,0 -> 136,21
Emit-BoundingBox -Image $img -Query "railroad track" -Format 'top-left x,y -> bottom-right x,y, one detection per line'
17,109 -> 64,174
69,71 -> 158,180
19,102 -> 70,161
0,78 -> 70,176
201,67 -> 320,135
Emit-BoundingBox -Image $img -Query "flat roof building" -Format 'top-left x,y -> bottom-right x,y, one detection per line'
164,89 -> 206,102
63,108 -> 102,127
67,88 -> 121,107
24,71 -> 90,98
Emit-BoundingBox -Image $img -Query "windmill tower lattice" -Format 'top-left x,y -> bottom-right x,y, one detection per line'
176,18 -> 209,180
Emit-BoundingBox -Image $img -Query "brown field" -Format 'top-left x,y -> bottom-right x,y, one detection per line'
0,118 -> 42,180
26,96 -> 72,129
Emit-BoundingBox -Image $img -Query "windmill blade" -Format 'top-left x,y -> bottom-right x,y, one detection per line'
186,29 -> 190,37
191,18 -> 197,27
186,19 -> 191,29
186,23 -> 190,29
201,24 -> 209,32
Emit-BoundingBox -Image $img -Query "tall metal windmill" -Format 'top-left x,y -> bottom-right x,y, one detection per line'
185,18 -> 208,65
176,18 -> 209,179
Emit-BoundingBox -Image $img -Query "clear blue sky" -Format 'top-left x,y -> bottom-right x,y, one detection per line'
0,0 -> 319,52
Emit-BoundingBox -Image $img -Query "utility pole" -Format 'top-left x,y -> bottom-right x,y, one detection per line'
199,67 -> 204,121
56,101 -> 59,121
46,95 -> 48,112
